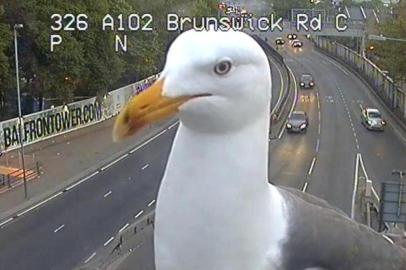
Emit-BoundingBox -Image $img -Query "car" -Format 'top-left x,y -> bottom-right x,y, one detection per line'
361,107 -> 386,131
286,111 -> 309,133
287,33 -> 297,40
275,37 -> 285,45
292,39 -> 303,48
299,73 -> 315,89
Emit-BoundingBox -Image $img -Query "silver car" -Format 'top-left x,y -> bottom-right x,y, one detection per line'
286,111 -> 309,133
361,108 -> 386,131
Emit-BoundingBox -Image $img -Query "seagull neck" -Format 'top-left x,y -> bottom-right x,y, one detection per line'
166,116 -> 270,192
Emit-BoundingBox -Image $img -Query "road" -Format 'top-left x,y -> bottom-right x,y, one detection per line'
1,36 -> 406,270
112,36 -> 406,270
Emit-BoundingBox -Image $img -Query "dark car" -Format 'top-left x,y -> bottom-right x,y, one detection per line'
287,33 -> 297,40
275,37 -> 285,45
292,39 -> 303,48
299,74 -> 315,89
286,111 -> 309,133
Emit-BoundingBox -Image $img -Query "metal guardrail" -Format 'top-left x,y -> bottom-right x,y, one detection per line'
314,37 -> 406,126
250,35 -> 291,122
0,161 -> 41,189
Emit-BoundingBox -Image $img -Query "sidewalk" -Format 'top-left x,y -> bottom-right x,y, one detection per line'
0,116 -> 176,222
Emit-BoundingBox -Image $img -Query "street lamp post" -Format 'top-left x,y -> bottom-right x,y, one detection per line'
14,23 -> 28,199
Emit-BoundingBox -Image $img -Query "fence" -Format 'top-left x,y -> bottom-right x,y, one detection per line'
314,37 -> 406,125
0,74 -> 160,152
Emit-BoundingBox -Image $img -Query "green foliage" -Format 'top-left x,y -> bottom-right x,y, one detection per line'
0,0 -> 217,119
269,0 -> 312,19
375,2 -> 406,81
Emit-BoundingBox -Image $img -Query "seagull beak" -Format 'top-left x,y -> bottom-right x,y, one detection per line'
113,79 -> 190,142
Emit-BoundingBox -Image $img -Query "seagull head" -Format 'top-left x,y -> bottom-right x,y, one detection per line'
113,29 -> 271,141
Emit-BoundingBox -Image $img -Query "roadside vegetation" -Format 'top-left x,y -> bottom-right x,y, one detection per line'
0,0 -> 217,120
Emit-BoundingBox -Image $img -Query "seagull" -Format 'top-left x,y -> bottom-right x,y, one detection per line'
113,29 -> 406,270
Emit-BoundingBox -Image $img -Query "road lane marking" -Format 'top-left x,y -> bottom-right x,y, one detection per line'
272,62 -> 284,115
17,191 -> 63,218
134,210 -> 144,219
54,224 -> 65,233
100,153 -> 128,171
0,217 -> 13,227
65,171 -> 99,191
84,252 -> 97,264
119,223 -> 130,233
302,182 -> 309,192
148,200 -> 156,207
103,191 -> 112,198
325,57 -> 349,75
279,64 -> 299,140
103,236 -> 114,247
351,153 -> 360,219
141,164 -> 149,170
318,123 -> 321,134
129,129 -> 168,154
308,157 -> 317,175
167,121 -> 179,130
316,139 -> 320,152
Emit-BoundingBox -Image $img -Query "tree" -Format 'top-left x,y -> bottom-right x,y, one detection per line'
0,5 -> 12,119
375,1 -> 406,82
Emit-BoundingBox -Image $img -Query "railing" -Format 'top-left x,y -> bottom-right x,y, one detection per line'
314,37 -> 406,125
0,161 -> 42,190
250,34 -> 291,122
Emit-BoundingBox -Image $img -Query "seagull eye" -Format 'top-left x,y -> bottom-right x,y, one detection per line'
214,60 -> 232,75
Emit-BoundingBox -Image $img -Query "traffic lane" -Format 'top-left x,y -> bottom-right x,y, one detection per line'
318,52 -> 406,190
297,53 -> 359,214
269,57 -> 284,112
269,60 -> 320,190
0,127 -> 177,270
0,49 -> 285,270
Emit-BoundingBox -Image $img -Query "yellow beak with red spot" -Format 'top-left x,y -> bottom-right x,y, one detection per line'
112,79 -> 190,142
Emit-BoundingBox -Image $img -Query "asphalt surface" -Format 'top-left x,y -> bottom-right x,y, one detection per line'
1,36 -> 406,270
114,36 -> 406,270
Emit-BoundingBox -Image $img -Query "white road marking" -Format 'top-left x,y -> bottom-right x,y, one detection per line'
100,153 -> 128,171
167,121 -> 179,130
302,182 -> 309,192
119,223 -> 130,233
65,171 -> 99,191
53,224 -> 65,233
318,123 -> 321,134
103,191 -> 112,198
84,252 -> 97,264
279,65 -> 299,140
316,139 -> 320,152
272,63 -> 285,115
129,129 -> 168,154
148,199 -> 156,207
103,236 -> 114,247
0,218 -> 14,227
325,57 -> 349,75
308,157 -> 317,175
351,153 -> 360,219
134,210 -> 144,219
17,191 -> 63,218
141,164 -> 149,170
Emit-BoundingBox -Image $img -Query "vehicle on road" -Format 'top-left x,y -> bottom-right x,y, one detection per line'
275,37 -> 285,45
361,107 -> 386,131
292,39 -> 303,48
287,33 -> 298,40
286,111 -> 309,133
299,74 -> 315,89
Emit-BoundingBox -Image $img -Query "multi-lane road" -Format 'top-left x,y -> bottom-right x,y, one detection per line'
0,35 -> 405,270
